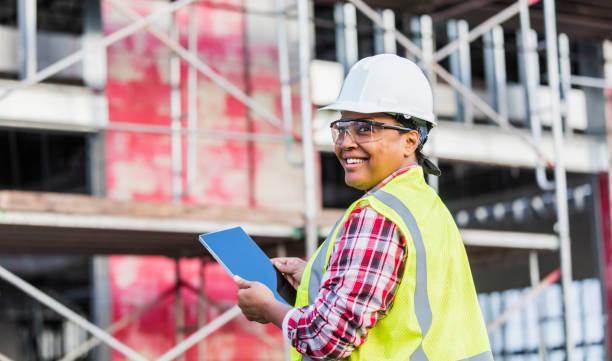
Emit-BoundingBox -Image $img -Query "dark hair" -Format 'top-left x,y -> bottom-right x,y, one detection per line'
393,114 -> 431,166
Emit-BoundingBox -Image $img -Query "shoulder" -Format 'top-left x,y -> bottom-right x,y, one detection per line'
339,204 -> 401,243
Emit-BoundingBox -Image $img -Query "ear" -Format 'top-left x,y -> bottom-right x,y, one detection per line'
402,130 -> 420,158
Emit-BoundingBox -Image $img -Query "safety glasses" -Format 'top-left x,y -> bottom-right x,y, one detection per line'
330,118 -> 413,145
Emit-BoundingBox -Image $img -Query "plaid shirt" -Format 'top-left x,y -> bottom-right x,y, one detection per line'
283,166 -> 415,360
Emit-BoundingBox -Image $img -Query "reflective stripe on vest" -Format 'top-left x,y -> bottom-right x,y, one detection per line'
307,214 -> 344,304
373,190 -> 432,361
302,215 -> 345,361
372,190 -> 494,361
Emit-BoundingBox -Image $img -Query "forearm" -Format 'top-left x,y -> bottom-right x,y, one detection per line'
286,300 -> 361,360
265,299 -> 294,329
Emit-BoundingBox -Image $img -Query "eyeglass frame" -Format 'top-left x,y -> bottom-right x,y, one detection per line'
329,117 -> 417,145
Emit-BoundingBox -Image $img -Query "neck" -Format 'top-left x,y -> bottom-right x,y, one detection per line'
401,157 -> 418,169
365,164 -> 417,194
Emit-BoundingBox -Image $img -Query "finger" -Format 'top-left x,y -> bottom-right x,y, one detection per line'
272,257 -> 299,265
273,263 -> 290,272
234,275 -> 251,289
274,261 -> 300,273
271,258 -> 289,268
236,289 -> 253,306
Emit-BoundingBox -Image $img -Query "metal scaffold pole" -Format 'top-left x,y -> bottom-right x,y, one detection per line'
519,0 -> 555,191
17,0 -> 37,79
170,11 -> 183,203
187,3 -> 199,197
276,0 -> 301,167
297,0 -> 318,258
197,258 -> 207,361
543,0 -> 575,358
529,251 -> 548,361
175,259 -> 185,361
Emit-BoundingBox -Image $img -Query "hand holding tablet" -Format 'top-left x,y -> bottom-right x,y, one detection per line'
198,227 -> 297,305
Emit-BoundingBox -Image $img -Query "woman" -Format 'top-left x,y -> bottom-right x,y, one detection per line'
234,54 -> 492,361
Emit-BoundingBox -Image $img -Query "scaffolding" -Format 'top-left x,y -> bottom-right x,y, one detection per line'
0,0 -> 611,360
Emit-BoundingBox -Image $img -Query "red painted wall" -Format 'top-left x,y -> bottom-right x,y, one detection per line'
103,1 -> 298,359
109,257 -> 284,360
103,0 -> 296,206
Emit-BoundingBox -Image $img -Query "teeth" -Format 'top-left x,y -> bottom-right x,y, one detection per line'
346,158 -> 365,164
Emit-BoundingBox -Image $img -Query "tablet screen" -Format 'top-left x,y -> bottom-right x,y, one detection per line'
199,227 -> 296,305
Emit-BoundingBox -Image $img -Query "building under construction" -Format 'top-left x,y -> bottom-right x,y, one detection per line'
0,0 -> 611,360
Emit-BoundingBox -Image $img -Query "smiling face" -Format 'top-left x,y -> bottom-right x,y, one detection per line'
334,111 -> 420,191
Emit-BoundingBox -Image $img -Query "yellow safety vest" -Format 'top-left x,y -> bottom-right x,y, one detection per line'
291,166 -> 492,361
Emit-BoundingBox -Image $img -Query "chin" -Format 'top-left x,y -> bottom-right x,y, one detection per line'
344,175 -> 370,191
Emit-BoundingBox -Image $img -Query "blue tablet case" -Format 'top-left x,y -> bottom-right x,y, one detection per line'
198,227 -> 296,305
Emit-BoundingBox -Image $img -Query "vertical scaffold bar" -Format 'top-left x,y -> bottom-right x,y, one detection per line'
428,157 -> 440,194
543,0 -> 575,359
344,3 -> 358,68
492,26 -> 508,126
458,20 -> 473,125
170,14 -> 183,203
83,0 -> 107,91
297,0 -> 318,258
374,10 -> 385,55
483,30 -> 496,117
276,0 -> 301,167
447,20 -> 462,122
334,3 -> 348,70
447,19 -> 470,124
90,256 -> 111,361
558,33 -> 572,134
483,26 -> 508,126
529,251 -> 548,361
241,0 -> 256,206
374,9 -> 396,55
17,0 -> 37,79
420,15 -> 434,82
197,259 -> 207,361
420,15 -> 438,192
187,4 -> 198,196
175,259 -> 185,361
382,10 -> 396,54
519,0 -> 555,190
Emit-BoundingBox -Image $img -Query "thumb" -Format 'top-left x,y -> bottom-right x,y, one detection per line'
233,275 -> 251,289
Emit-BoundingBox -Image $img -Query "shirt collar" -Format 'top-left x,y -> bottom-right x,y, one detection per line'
365,164 -> 417,196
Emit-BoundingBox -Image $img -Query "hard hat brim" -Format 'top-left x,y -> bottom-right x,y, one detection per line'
319,101 -> 437,127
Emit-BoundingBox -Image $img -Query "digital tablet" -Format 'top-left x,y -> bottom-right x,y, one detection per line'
198,227 -> 297,305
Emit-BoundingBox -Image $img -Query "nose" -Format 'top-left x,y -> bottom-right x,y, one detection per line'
337,129 -> 358,149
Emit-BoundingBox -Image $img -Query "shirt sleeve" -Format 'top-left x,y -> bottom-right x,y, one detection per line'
285,206 -> 407,360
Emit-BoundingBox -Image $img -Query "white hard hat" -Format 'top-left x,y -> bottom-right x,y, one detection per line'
320,54 -> 436,127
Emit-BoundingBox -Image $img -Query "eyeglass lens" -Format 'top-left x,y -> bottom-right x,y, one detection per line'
331,120 -> 383,145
